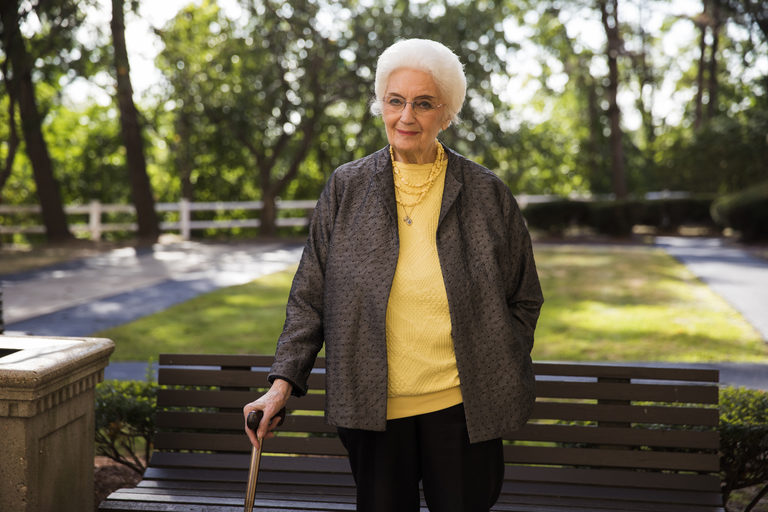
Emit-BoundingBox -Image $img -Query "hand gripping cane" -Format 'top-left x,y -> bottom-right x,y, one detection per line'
244,408 -> 286,512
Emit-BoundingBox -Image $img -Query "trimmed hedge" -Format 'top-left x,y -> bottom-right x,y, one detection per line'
522,200 -> 589,235
634,197 -> 716,228
711,182 -> 768,242
522,197 -> 716,237
720,386 -> 768,507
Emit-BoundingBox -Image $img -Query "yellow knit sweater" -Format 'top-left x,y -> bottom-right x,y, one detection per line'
385,147 -> 463,420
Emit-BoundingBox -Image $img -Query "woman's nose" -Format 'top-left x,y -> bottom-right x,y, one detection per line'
399,103 -> 417,122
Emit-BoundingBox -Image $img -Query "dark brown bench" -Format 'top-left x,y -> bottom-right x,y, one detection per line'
99,354 -> 724,511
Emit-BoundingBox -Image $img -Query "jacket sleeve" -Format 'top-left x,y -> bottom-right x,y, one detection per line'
504,191 -> 544,354
268,174 -> 338,396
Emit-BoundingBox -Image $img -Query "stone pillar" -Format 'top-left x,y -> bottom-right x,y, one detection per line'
0,335 -> 114,512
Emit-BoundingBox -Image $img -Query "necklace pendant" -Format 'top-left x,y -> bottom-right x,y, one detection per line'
404,216 -> 413,225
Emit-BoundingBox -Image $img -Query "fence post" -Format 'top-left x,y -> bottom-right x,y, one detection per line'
180,198 -> 191,240
88,200 -> 102,241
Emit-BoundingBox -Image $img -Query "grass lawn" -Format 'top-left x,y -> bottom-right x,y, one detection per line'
96,244 -> 768,363
532,244 -> 766,362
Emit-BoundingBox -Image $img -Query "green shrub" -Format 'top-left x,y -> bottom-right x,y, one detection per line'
720,386 -> 768,507
711,182 -> 768,242
635,197 -> 716,229
522,200 -> 589,235
95,379 -> 158,475
586,200 -> 642,237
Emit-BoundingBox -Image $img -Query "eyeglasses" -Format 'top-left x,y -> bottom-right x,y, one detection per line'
382,96 -> 445,115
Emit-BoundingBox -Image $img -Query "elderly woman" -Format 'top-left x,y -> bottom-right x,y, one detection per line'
244,38 -> 543,511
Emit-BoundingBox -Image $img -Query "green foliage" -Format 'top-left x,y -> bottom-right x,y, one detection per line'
152,0 -> 538,209
2,0 -> 768,229
523,197 -> 716,237
652,112 -> 768,195
46,103 -> 131,204
634,197 -> 717,230
719,386 -> 768,505
586,200 -> 639,237
94,378 -> 158,474
522,200 -> 589,236
711,181 -> 768,242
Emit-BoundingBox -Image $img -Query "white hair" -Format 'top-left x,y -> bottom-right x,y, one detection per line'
371,39 -> 466,125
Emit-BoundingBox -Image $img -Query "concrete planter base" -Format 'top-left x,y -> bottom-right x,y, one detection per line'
0,335 -> 114,512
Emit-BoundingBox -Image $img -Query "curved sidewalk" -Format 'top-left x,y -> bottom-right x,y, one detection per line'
3,240 -> 304,336
654,236 -> 768,341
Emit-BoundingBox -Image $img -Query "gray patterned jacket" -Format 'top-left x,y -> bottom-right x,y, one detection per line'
269,144 -> 543,443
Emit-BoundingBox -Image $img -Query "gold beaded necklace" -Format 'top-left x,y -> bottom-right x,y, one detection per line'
390,142 -> 445,226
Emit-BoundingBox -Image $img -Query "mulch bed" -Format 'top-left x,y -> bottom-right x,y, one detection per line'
94,457 -> 142,511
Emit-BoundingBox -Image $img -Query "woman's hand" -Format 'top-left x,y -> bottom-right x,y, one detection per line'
242,378 -> 293,449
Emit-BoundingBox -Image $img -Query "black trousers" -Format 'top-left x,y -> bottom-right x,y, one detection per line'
337,404 -> 504,512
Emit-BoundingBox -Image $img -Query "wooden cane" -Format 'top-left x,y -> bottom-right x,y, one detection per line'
244,408 -> 286,512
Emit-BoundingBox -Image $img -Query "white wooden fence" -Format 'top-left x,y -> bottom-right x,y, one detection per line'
0,192 -> 690,241
0,199 -> 317,241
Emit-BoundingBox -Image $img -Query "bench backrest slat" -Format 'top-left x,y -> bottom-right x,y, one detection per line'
536,380 -> 718,403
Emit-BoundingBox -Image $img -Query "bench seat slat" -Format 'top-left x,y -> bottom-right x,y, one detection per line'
98,491 -> 356,510
500,480 -> 723,506
495,496 -> 725,512
497,496 -> 721,512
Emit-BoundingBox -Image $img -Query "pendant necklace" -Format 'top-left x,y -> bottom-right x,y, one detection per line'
402,205 -> 415,225
390,143 -> 444,226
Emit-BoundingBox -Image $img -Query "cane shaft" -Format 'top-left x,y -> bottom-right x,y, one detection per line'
243,408 -> 285,511
244,441 -> 262,512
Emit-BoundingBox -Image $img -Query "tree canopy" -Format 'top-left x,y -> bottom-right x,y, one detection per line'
1,0 -> 766,239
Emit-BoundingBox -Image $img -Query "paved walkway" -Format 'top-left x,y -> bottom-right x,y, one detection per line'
655,236 -> 768,341
2,236 -> 767,389
3,240 -> 304,335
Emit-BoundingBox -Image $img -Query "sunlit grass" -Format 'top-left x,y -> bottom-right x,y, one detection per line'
532,244 -> 766,362
98,245 -> 768,364
98,268 -> 297,360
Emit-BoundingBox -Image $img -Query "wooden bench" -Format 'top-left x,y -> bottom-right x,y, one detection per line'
99,354 -> 724,511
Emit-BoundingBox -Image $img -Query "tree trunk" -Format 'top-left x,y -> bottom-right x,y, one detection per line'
110,0 -> 159,242
694,13 -> 707,129
0,74 -> 19,196
0,0 -> 73,242
254,111 -> 319,237
599,0 -> 627,199
259,192 -> 278,238
706,1 -> 721,121
174,110 -> 194,201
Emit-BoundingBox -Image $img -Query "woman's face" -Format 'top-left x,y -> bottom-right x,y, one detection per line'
383,68 -> 450,164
